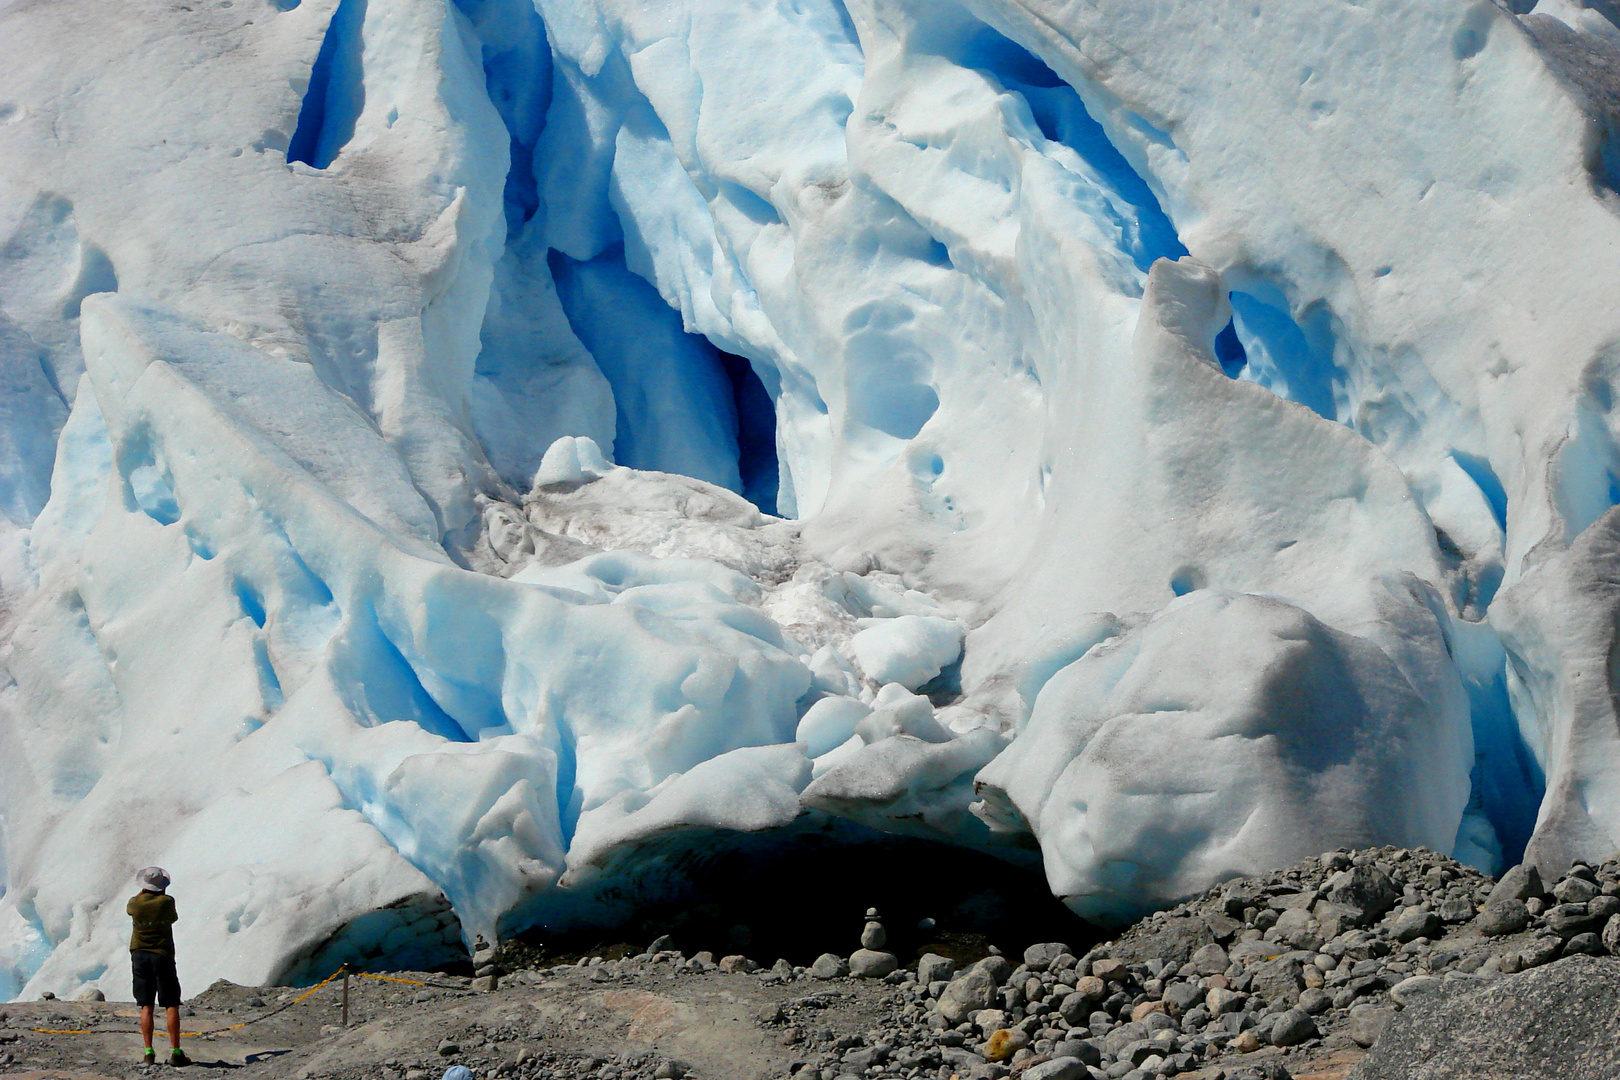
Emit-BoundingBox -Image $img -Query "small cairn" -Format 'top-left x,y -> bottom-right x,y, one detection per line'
849,906 -> 898,979
471,935 -> 501,992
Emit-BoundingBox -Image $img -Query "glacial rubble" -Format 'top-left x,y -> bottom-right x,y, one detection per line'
7,846 -> 1620,1080
744,845 -> 1620,1080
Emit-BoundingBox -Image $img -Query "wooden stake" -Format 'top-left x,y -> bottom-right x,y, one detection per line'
341,972 -> 350,1028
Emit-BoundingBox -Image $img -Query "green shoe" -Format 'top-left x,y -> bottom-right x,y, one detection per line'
169,1049 -> 191,1067
143,1048 -> 155,1064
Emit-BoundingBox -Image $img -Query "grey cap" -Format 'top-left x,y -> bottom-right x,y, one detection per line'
137,867 -> 170,892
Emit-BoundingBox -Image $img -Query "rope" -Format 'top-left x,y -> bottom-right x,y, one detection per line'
23,964 -> 463,1038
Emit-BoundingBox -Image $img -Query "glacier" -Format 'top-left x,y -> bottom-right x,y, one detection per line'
4,0 -> 1620,1000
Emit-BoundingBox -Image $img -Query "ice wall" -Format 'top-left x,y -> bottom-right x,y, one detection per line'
4,0 -> 1620,998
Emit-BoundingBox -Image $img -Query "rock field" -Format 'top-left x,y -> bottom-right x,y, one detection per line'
5,847 -> 1620,1080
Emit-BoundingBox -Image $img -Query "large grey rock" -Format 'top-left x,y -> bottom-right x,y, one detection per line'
916,953 -> 955,985
849,949 -> 897,978
972,954 -> 1013,986
1547,904 -> 1605,939
1248,954 -> 1306,1002
1604,914 -> 1620,955
1389,975 -> 1441,1007
1023,1059 -> 1088,1080
1023,942 -> 1069,971
1554,876 -> 1601,904
1322,866 -> 1401,925
1391,906 -> 1440,942
1297,987 -> 1331,1014
1269,1008 -> 1318,1046
1487,863 -> 1545,907
936,968 -> 998,1023
1348,955 -> 1620,1079
1101,1022 -> 1149,1056
1163,981 -> 1205,1015
1517,936 -> 1564,970
1106,915 -> 1215,966
1050,1040 -> 1102,1067
809,953 -> 848,980
1437,897 -> 1475,923
1348,1004 -> 1394,1048
1055,990 -> 1092,1025
1477,899 -> 1531,936
1190,942 -> 1229,976
1275,908 -> 1324,950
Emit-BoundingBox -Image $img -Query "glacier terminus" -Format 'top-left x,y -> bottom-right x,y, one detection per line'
4,0 -> 1620,1001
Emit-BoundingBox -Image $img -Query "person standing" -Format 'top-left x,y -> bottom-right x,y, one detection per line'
128,867 -> 188,1066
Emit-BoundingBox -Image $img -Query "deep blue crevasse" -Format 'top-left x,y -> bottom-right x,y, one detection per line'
286,0 -> 367,169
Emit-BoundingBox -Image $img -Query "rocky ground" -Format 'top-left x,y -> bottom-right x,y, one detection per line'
4,846 -> 1620,1080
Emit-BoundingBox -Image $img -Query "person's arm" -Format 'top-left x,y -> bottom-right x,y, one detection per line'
163,896 -> 177,925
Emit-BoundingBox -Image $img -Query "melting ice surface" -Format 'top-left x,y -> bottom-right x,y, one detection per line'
6,0 -> 1620,997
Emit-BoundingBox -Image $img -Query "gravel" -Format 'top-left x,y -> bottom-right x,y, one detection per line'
17,845 -> 1620,1080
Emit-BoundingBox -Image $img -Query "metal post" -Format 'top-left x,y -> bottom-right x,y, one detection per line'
341,972 -> 350,1028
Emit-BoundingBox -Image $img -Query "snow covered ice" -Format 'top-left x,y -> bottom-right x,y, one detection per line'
5,0 -> 1620,1000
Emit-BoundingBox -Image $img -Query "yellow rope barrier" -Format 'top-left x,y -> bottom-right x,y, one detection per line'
28,964 -> 361,1038
24,964 -> 467,1039
354,973 -> 431,987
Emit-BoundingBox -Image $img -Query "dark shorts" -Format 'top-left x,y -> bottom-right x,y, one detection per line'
131,950 -> 181,1009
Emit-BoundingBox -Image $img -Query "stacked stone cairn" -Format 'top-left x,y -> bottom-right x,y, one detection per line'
472,936 -> 501,992
851,909 -> 901,980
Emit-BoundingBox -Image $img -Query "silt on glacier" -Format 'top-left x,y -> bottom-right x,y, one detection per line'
1,0 -> 1618,998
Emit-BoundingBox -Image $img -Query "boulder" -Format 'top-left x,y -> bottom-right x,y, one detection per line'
937,968 -> 998,1023
809,953 -> 847,980
1486,864 -> 1544,907
1553,877 -> 1601,905
1091,957 -> 1129,981
1023,943 -> 1069,971
1604,914 -> 1620,955
1391,906 -> 1440,943
1249,954 -> 1307,1002
1389,975 -> 1441,1008
917,953 -> 956,984
1547,904 -> 1605,939
1347,955 -> 1620,1078
849,949 -> 897,979
1322,866 -> 1400,925
1190,942 -> 1229,975
973,954 -> 1014,986
1348,1004 -> 1394,1049
1269,1008 -> 1318,1046
1049,1040 -> 1102,1066
1477,899 -> 1530,936
1023,1059 -> 1088,1080
1163,981 -> 1205,1015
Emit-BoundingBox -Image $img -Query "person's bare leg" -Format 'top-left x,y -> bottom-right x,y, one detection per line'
166,1007 -> 181,1051
140,1006 -> 154,1050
